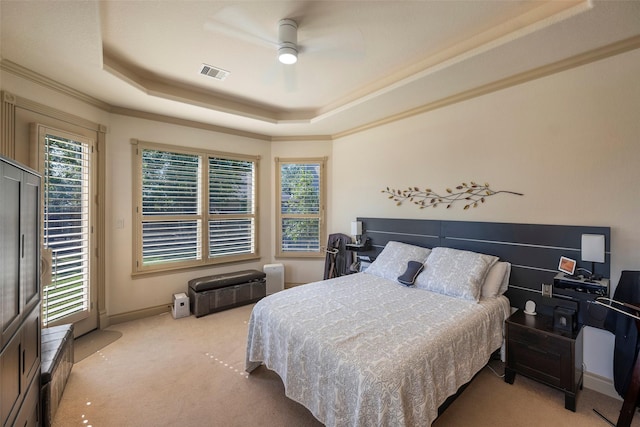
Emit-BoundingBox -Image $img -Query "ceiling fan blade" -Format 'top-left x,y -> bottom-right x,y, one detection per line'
300,28 -> 366,60
205,5 -> 366,68
203,21 -> 276,50
204,6 -> 278,50
262,62 -> 298,93
282,65 -> 297,92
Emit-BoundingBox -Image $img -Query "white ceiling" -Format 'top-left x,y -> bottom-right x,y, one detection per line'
1,1 -> 639,139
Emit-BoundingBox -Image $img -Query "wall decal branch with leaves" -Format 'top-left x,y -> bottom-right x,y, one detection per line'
381,181 -> 523,210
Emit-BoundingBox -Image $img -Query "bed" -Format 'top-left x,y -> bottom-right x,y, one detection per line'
246,242 -> 512,426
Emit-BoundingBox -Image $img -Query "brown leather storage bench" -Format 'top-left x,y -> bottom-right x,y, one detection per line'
188,269 -> 266,318
41,324 -> 74,427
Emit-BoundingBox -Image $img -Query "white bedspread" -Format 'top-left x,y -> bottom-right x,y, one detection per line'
246,272 -> 510,427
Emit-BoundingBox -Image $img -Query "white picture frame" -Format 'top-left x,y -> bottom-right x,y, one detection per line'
558,256 -> 577,275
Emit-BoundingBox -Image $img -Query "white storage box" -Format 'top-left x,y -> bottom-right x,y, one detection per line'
172,292 -> 190,319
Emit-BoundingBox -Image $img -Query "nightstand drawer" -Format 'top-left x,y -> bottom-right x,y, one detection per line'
508,324 -> 569,355
508,335 -> 564,388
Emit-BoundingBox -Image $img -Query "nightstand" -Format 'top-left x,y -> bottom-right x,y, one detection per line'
504,309 -> 583,411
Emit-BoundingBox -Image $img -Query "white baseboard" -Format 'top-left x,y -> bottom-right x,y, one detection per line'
583,371 -> 621,401
285,282 -> 304,288
99,310 -> 110,329
108,303 -> 171,326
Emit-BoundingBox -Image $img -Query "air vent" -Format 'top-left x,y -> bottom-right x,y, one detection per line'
199,64 -> 229,81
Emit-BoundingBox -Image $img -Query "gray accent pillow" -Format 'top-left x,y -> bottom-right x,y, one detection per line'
365,241 -> 431,283
397,261 -> 425,286
415,247 -> 499,301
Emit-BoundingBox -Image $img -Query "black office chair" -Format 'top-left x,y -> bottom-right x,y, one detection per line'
323,233 -> 352,279
599,271 -> 640,427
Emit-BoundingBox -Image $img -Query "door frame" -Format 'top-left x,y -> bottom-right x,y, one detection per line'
34,124 -> 100,337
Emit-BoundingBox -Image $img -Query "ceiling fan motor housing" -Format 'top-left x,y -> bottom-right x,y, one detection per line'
278,19 -> 298,64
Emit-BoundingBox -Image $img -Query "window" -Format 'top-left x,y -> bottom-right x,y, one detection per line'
276,157 -> 326,257
133,141 -> 258,273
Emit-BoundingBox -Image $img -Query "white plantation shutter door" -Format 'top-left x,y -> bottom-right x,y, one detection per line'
42,133 -> 91,326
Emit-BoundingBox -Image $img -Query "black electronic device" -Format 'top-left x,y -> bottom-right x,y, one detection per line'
345,237 -> 371,252
554,306 -> 577,334
553,273 -> 609,296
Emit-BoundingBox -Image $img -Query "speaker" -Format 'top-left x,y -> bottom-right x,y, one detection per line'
264,263 -> 284,295
553,306 -> 577,334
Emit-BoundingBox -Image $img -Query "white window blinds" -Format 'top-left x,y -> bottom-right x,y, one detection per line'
277,159 -> 325,257
208,157 -> 255,258
134,143 -> 258,273
141,150 -> 201,265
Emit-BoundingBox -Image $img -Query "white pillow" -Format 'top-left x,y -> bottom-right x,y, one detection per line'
365,241 -> 432,282
415,247 -> 499,301
481,262 -> 511,299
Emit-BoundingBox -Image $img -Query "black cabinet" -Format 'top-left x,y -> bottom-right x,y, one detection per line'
505,310 -> 583,411
1,155 -> 41,427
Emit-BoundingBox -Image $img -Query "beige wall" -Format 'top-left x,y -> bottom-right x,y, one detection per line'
2,45 -> 639,389
105,114 -> 272,316
330,48 -> 640,383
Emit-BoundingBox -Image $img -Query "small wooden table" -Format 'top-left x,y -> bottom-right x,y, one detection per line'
504,309 -> 583,411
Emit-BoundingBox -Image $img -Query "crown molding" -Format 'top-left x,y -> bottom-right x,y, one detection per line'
317,0 -> 589,120
103,51 -> 318,125
4,32 -> 640,143
1,59 -> 112,111
333,34 -> 640,140
110,106 -> 272,142
271,135 -> 333,143
11,91 -> 105,133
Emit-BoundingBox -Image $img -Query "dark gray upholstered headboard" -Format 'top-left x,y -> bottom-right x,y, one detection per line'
356,217 -> 611,326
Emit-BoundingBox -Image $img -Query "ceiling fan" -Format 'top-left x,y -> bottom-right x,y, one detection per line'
277,19 -> 298,65
203,5 -> 365,65
203,5 -> 364,92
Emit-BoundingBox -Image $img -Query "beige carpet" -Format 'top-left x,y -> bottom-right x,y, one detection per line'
74,330 -> 123,362
53,304 -> 640,427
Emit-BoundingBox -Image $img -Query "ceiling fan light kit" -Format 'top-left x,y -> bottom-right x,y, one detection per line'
278,18 -> 298,64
